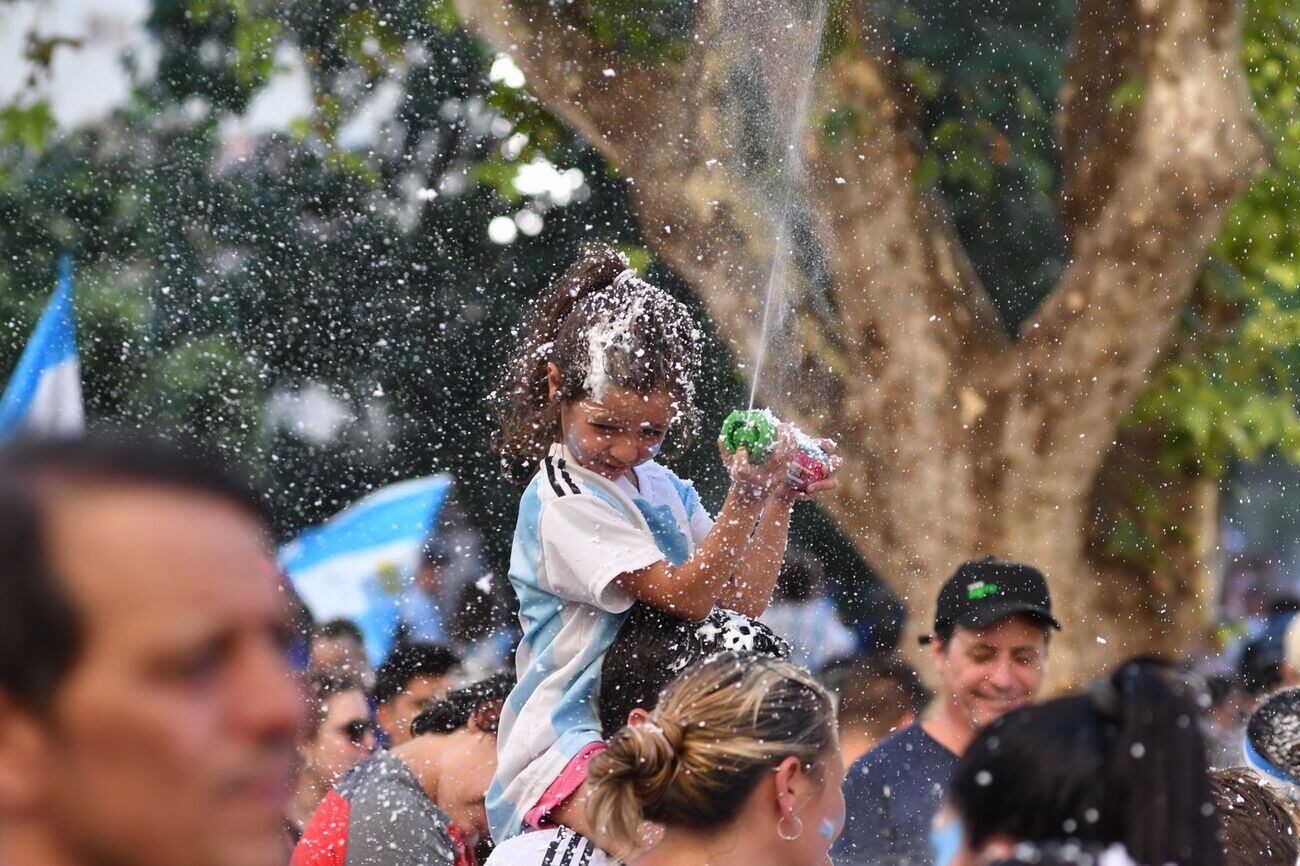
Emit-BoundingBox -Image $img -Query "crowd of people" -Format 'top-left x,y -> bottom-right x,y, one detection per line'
5,244 -> 1300,866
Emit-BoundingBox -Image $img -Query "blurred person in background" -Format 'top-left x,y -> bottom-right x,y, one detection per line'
1210,768 -> 1299,866
1282,613 -> 1300,687
1203,673 -> 1250,769
447,577 -> 519,681
0,436 -> 302,866
310,618 -> 374,690
373,642 -> 460,746
934,659 -> 1220,866
823,655 -> 932,767
834,557 -> 1057,866
759,549 -> 858,673
293,673 -> 514,866
289,671 -> 376,833
400,544 -> 457,646
1242,687 -> 1300,803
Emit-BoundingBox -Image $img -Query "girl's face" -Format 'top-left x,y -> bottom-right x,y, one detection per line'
550,365 -> 677,481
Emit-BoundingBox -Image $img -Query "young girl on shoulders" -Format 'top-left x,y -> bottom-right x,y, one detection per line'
486,243 -> 834,843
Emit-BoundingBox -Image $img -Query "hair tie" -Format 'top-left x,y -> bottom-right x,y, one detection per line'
612,268 -> 638,289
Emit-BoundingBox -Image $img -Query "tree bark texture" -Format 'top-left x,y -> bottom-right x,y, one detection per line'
455,0 -> 1268,685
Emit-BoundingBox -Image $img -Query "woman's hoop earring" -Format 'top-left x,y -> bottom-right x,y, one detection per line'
777,814 -> 803,842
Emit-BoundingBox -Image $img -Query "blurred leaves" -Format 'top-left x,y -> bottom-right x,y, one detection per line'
1132,0 -> 1300,477
879,0 -> 1074,328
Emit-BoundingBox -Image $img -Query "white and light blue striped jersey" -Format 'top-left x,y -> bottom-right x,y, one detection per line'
487,443 -> 713,841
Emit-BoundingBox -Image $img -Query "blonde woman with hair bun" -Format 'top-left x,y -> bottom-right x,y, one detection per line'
586,653 -> 845,866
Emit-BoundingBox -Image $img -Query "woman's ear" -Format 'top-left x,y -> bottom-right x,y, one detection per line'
773,755 -> 802,816
627,707 -> 651,727
547,362 -> 562,401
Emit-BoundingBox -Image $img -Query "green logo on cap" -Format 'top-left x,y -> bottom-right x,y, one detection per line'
967,581 -> 999,600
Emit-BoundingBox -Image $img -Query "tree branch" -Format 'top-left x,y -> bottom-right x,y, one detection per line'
451,0 -> 680,165
1009,0 -> 1268,477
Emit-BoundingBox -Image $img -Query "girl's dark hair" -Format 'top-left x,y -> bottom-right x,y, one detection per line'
949,659 -> 1221,866
410,671 -> 514,737
493,243 -> 703,482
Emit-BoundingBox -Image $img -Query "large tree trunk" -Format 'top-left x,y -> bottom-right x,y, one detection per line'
456,0 -> 1268,685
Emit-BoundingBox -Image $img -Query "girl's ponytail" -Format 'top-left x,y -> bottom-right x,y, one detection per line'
492,244 -> 632,482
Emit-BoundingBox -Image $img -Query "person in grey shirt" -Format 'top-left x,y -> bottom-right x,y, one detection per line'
833,558 -> 1059,865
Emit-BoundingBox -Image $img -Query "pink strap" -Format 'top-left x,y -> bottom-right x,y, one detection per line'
523,742 -> 608,830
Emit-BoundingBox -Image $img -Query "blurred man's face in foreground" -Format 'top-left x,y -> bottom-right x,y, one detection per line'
2,484 -> 303,866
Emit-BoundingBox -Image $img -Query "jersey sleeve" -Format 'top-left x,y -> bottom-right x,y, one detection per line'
662,470 -> 714,547
538,494 -> 665,613
681,481 -> 714,547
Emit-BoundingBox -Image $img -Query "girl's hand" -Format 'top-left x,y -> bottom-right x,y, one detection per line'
718,428 -> 795,501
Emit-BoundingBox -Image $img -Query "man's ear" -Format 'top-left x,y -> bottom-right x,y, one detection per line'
0,693 -> 53,813
931,639 -> 948,671
626,707 -> 650,727
547,363 -> 563,401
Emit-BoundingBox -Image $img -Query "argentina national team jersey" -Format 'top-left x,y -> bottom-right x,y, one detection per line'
487,444 -> 713,841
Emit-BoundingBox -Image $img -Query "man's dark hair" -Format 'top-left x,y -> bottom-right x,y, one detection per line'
411,671 -> 514,737
314,618 -> 365,646
0,435 -> 265,708
304,669 -> 366,740
774,549 -> 825,603
823,655 -> 931,738
1210,768 -> 1299,866
372,643 -> 461,705
597,603 -> 790,734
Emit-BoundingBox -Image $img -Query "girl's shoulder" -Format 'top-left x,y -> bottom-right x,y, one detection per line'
637,461 -> 702,510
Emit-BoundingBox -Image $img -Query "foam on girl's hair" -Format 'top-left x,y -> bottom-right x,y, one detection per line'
575,272 -> 700,408
583,290 -> 647,402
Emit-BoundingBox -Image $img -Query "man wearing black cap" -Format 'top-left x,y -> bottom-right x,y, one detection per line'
832,557 -> 1059,866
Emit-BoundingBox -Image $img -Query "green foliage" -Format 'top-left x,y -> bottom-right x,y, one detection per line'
560,0 -> 695,62
0,102 -> 56,152
878,0 -> 1075,328
1132,0 -> 1300,476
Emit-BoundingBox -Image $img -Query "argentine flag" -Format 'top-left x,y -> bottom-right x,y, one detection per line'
280,474 -> 453,665
0,257 -> 83,440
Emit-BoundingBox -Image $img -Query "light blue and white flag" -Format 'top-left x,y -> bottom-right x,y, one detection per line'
0,256 -> 83,440
280,474 -> 453,666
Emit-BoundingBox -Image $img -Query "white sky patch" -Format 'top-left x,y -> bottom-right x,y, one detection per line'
488,54 -> 526,89
513,158 -> 585,204
516,210 -> 544,237
488,215 -> 518,245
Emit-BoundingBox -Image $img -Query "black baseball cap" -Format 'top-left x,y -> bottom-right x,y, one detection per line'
919,557 -> 1060,645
